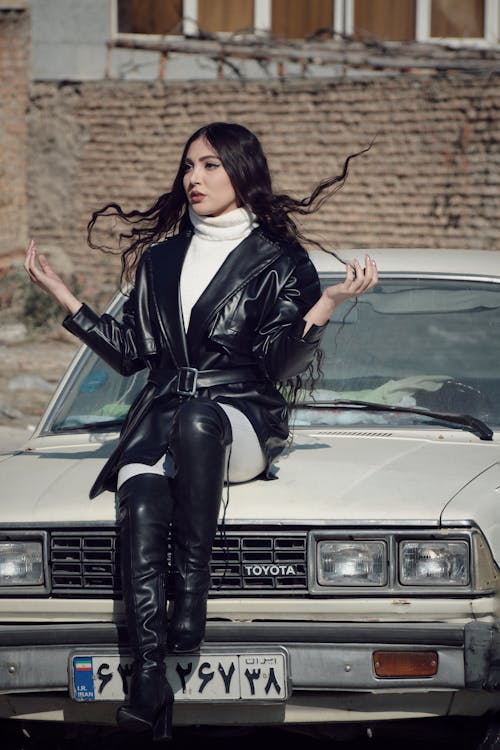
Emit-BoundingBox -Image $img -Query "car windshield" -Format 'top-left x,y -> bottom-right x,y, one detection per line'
294,275 -> 500,431
45,275 -> 500,434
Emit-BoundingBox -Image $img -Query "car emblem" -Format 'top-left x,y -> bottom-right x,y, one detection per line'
243,564 -> 298,576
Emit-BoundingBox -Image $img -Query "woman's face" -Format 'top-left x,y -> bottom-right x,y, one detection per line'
183,137 -> 239,217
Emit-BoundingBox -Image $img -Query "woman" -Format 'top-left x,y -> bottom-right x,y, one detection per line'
25,122 -> 377,741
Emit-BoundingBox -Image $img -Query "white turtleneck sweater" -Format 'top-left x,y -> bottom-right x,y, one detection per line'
180,206 -> 256,330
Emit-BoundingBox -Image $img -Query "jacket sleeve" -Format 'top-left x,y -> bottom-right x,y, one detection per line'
62,285 -> 148,377
252,249 -> 327,381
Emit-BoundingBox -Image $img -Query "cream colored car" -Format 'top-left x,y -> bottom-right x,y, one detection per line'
1,248 -> 500,746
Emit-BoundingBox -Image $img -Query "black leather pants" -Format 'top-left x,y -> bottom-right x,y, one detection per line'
167,397 -> 232,653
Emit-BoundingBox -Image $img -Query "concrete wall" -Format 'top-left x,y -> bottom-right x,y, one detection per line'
29,0 -> 269,82
30,0 -> 110,80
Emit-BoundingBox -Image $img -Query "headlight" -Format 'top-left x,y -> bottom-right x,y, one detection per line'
400,541 -> 469,585
0,542 -> 44,586
317,541 -> 387,586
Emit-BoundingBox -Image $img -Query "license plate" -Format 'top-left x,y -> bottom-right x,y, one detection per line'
70,650 -> 288,702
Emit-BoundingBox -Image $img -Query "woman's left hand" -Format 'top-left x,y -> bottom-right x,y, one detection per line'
323,254 -> 378,308
303,254 -> 378,333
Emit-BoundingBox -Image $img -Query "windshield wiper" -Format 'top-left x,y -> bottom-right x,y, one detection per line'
51,419 -> 124,433
300,399 -> 493,441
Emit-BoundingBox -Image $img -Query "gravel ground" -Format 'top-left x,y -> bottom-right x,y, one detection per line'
0,325 -> 79,450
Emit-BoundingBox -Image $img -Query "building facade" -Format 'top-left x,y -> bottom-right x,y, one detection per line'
1,1 -> 499,304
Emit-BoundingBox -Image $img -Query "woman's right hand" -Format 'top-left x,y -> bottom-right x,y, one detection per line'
24,240 -> 82,315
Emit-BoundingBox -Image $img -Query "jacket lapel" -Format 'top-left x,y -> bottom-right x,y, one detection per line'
186,229 -> 281,362
149,232 -> 192,367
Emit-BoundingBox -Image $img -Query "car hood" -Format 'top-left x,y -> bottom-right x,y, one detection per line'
0,429 -> 498,526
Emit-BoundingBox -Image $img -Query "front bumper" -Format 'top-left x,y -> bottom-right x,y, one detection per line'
2,621 -> 500,726
1,620 -> 500,694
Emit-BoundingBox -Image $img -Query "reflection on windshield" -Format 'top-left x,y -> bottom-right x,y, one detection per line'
48,292 -> 148,432
50,353 -> 148,431
46,278 -> 500,434
293,277 -> 500,430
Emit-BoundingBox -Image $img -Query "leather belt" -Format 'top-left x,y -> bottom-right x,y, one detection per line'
148,366 -> 265,398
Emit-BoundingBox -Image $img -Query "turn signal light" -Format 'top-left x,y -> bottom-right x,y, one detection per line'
373,650 -> 438,678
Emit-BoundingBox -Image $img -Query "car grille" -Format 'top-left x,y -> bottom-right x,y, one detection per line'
49,529 -> 308,597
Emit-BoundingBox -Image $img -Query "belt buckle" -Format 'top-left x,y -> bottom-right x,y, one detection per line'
176,367 -> 198,397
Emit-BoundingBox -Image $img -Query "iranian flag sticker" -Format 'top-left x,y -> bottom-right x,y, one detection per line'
73,656 -> 96,701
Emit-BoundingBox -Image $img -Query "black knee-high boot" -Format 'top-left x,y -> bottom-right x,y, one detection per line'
116,473 -> 174,741
167,398 -> 232,654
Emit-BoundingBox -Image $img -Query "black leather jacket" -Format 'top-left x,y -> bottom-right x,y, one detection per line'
63,227 -> 326,498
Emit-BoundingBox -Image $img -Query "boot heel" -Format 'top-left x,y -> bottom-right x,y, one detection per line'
152,694 -> 173,742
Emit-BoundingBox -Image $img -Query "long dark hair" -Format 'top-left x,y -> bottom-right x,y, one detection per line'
87,122 -> 371,402
87,122 -> 370,286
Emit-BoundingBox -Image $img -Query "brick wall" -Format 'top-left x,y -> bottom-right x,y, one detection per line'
27,73 -> 499,305
0,5 -> 30,259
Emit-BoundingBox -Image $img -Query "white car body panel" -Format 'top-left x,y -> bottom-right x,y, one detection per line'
1,431 -> 499,534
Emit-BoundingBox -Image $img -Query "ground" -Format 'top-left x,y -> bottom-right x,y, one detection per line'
0,323 -> 79,449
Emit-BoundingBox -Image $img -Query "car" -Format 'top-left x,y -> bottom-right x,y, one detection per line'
1,247 -> 500,746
